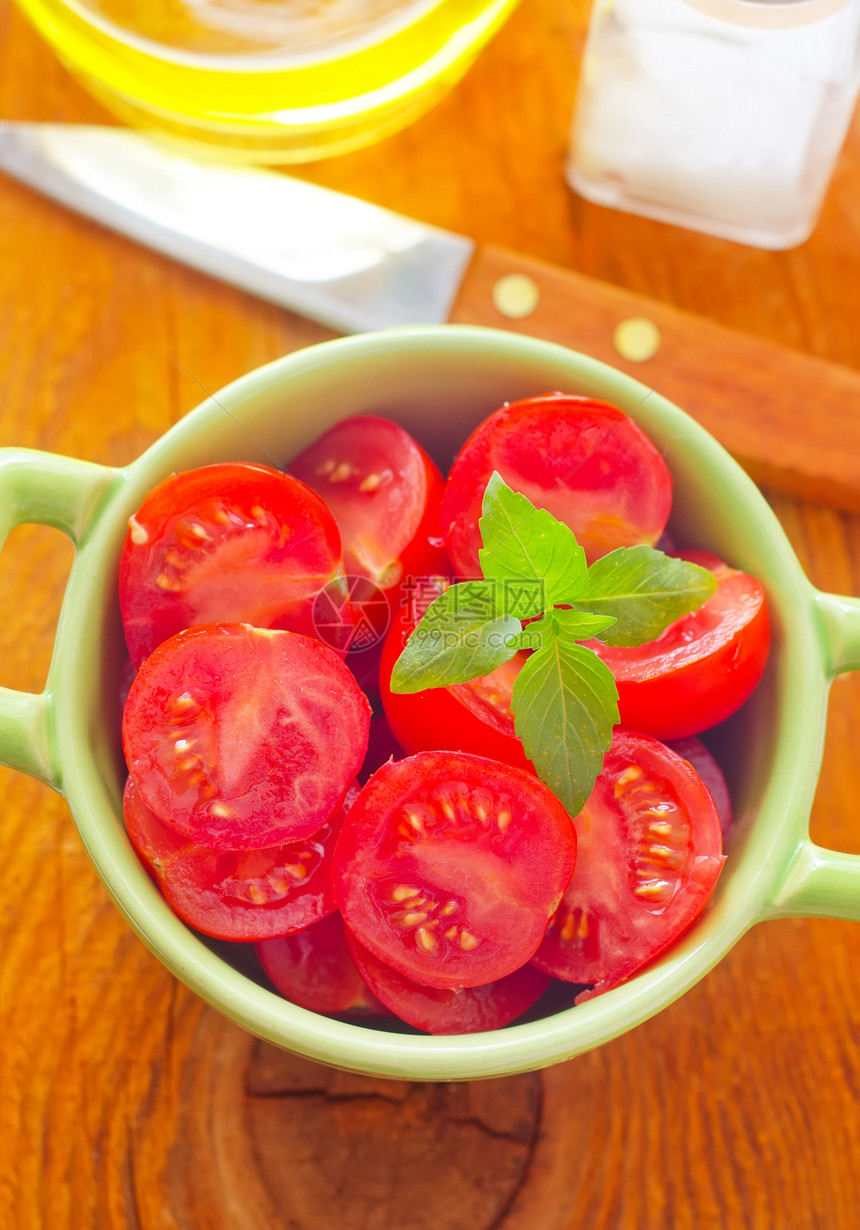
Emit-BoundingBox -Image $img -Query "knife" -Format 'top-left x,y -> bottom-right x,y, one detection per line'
1,121 -> 859,514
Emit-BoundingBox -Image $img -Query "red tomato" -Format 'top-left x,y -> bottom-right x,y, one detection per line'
122,623 -> 371,851
123,776 -> 359,942
588,551 -> 770,739
439,393 -> 672,575
666,736 -> 733,845
257,912 -> 387,1016
378,574 -> 532,770
119,462 -> 349,667
290,416 -> 447,590
332,751 -> 576,990
532,730 -> 724,998
346,929 -> 551,1034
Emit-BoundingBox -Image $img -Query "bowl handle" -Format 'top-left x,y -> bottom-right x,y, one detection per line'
767,590 -> 860,922
0,448 -> 118,790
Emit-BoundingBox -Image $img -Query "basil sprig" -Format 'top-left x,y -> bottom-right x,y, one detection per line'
390,473 -> 717,815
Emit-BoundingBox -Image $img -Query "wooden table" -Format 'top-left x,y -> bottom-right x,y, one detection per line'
1,2 -> 858,1226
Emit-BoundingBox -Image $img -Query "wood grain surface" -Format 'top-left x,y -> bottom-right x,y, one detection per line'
1,1 -> 858,1227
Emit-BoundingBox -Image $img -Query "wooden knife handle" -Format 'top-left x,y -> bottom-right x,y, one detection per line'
450,245 -> 860,514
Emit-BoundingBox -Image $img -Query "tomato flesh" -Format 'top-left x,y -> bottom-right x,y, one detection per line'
532,730 -> 724,997
124,776 -> 359,941
346,929 -> 550,1034
332,751 -> 576,990
123,623 -> 371,850
439,393 -> 672,575
119,462 -> 348,667
290,416 -> 446,590
257,912 -> 387,1016
588,551 -> 770,739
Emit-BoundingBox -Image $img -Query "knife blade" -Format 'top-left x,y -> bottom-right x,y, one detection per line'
0,122 -> 474,334
1,121 -> 859,514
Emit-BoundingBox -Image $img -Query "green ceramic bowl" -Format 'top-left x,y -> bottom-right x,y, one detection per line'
1,326 -> 858,1081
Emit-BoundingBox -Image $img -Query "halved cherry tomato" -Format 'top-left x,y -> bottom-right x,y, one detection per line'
379,589 -> 532,770
257,912 -> 387,1016
439,393 -> 673,575
532,730 -> 724,998
332,751 -> 576,990
666,736 -> 733,845
346,929 -> 550,1034
122,623 -> 371,850
290,416 -> 447,591
119,462 -> 349,667
124,776 -> 359,941
588,551 -> 770,739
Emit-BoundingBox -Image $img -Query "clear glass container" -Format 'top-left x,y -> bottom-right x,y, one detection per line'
14,0 -> 519,164
568,0 -> 860,248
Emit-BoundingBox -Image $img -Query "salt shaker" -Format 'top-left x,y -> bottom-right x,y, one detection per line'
567,0 -> 860,248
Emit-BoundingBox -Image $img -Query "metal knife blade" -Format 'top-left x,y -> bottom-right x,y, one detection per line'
0,122 -> 474,334
4,121 -> 860,516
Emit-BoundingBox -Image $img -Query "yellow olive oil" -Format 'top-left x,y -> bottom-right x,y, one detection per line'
15,0 -> 519,161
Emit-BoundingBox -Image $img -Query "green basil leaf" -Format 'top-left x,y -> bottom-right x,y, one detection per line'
506,616 -> 552,653
511,637 -> 618,816
551,609 -> 618,642
389,580 -> 521,694
479,472 -> 588,611
575,545 -> 718,647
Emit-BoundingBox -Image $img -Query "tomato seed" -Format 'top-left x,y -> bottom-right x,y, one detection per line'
391,884 -> 419,902
128,516 -> 149,545
614,765 -> 644,795
415,926 -> 437,952
634,879 -> 672,901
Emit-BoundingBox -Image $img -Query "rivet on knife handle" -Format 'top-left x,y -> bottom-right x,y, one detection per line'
492,274 -> 541,319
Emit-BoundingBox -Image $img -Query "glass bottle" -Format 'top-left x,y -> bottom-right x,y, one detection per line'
567,0 -> 860,248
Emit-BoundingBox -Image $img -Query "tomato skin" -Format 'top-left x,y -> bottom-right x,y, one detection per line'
122,623 -> 371,851
119,462 -> 349,668
439,393 -> 672,576
124,776 -> 359,942
532,730 -> 724,998
290,416 -> 447,590
588,551 -> 770,739
346,929 -> 551,1034
257,912 -> 387,1016
332,751 -> 577,990
378,584 -> 533,771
